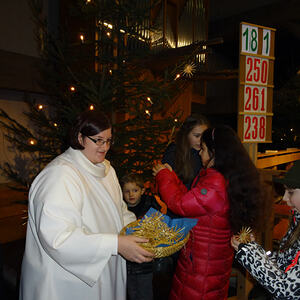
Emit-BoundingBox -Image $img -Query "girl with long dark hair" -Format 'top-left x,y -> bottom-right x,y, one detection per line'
153,125 -> 261,300
162,114 -> 209,190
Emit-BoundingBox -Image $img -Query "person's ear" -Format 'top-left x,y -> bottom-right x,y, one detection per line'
78,133 -> 84,146
141,187 -> 146,195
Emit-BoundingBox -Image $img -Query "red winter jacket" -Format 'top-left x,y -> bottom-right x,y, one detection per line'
156,168 -> 234,300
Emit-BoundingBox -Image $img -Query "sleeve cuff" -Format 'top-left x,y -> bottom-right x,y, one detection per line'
100,233 -> 118,256
238,243 -> 246,251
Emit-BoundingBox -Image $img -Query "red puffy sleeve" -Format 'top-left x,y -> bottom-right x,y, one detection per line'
156,168 -> 228,218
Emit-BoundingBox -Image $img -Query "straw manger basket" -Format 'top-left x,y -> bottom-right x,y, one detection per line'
120,211 -> 190,258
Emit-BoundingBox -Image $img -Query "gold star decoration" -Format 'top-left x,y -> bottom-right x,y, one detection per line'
182,63 -> 196,77
237,227 -> 253,243
120,211 -> 190,258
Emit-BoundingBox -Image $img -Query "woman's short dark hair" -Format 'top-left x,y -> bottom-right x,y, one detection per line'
69,110 -> 112,150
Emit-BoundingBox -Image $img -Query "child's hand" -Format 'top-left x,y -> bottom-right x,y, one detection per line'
164,163 -> 172,171
118,235 -> 154,263
230,235 -> 240,251
231,234 -> 255,251
152,163 -> 167,176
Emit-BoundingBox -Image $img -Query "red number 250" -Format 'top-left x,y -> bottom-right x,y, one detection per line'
245,57 -> 268,85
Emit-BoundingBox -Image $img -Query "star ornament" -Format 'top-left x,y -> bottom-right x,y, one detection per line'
237,227 -> 253,243
182,63 -> 196,77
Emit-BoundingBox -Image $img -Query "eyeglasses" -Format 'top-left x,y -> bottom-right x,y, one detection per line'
86,136 -> 114,146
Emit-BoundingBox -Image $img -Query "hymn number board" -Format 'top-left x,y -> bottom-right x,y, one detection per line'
238,22 -> 276,143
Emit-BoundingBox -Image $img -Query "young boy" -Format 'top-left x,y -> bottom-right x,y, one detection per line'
120,173 -> 172,300
121,173 -> 165,219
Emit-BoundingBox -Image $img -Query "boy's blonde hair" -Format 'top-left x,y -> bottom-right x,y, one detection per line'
120,173 -> 144,189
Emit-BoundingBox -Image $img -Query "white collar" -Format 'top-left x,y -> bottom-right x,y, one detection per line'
65,147 -> 110,178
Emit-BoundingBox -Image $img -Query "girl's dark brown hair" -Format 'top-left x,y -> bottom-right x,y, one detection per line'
69,110 -> 111,150
281,183 -> 300,250
281,221 -> 300,250
201,126 -> 262,233
174,114 -> 209,185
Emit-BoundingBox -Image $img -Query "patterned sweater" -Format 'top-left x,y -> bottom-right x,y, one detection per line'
236,211 -> 300,299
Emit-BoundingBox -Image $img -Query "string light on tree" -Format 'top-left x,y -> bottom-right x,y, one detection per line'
70,85 -> 76,92
53,122 -> 58,127
28,138 -> 36,146
174,74 -> 181,80
79,34 -> 85,43
37,104 -> 43,110
145,109 -> 151,116
109,69 -> 112,75
89,104 -> 95,110
147,97 -> 153,105
103,22 -> 113,29
106,32 -> 111,37
182,63 -> 196,77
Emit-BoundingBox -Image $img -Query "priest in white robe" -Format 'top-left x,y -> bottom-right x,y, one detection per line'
19,110 -> 153,300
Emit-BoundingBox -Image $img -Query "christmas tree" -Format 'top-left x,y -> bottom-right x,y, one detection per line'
0,0 -> 202,189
